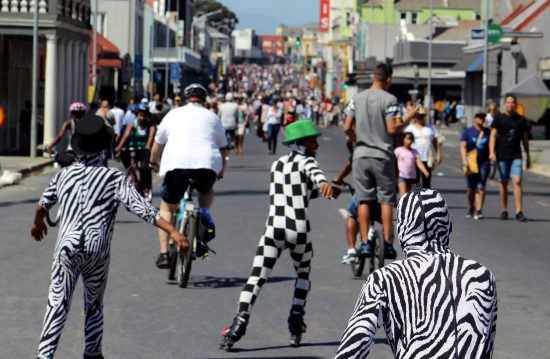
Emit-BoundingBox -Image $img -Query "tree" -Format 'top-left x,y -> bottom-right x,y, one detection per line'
194,0 -> 239,36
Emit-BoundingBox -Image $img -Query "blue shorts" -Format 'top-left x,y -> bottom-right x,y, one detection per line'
466,161 -> 490,190
397,177 -> 417,185
347,194 -> 358,220
498,158 -> 522,181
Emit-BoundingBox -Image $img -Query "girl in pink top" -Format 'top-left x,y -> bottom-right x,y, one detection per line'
394,132 -> 430,196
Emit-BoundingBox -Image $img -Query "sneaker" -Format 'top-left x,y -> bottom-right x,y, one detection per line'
155,252 -> 170,269
359,241 -> 373,255
499,211 -> 508,220
342,250 -> 359,264
516,211 -> 527,222
473,210 -> 484,220
466,207 -> 475,218
384,243 -> 397,260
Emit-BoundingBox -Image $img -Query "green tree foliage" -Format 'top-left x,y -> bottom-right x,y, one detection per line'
194,0 -> 239,35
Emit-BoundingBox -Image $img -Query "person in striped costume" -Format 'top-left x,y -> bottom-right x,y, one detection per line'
336,188 -> 497,359
31,115 -> 188,359
220,120 -> 341,351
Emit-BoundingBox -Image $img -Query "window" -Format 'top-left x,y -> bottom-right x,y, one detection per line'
411,12 -> 418,24
401,12 -> 407,20
91,13 -> 106,34
475,13 -> 481,20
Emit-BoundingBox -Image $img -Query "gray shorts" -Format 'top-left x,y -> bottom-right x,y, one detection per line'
352,157 -> 396,205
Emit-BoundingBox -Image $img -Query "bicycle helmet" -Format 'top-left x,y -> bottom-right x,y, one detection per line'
136,103 -> 150,115
184,83 -> 208,103
69,102 -> 87,113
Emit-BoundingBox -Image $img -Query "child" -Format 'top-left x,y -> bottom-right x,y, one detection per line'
219,120 -> 340,350
31,115 -> 188,359
394,132 -> 430,196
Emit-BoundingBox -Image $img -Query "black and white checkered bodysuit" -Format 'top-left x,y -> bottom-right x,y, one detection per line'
237,150 -> 328,316
36,152 -> 160,359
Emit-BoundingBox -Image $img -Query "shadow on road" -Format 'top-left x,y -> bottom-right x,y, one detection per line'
0,198 -> 39,208
183,275 -> 295,289
228,341 -> 340,353
201,356 -> 325,359
216,190 -> 270,197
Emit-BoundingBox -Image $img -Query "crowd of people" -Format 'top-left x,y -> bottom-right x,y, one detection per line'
34,60 -> 539,358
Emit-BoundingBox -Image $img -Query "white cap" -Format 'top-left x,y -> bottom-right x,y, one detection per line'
225,92 -> 234,101
141,98 -> 148,104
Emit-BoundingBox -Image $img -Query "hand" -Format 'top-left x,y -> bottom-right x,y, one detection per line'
423,171 -> 431,178
526,157 -> 532,169
407,105 -> 419,120
331,185 -> 342,199
149,162 -> 160,172
319,182 -> 334,199
462,160 -> 468,168
31,220 -> 48,241
170,229 -> 190,253
489,153 -> 496,162
218,169 -> 225,180
46,146 -> 53,155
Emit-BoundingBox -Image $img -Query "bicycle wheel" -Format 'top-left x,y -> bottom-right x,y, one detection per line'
369,230 -> 385,272
46,206 -> 61,227
167,241 -> 177,281
176,213 -> 196,288
350,233 -> 366,277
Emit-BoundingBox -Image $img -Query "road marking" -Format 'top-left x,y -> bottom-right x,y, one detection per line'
536,200 -> 550,207
339,208 -> 349,219
322,136 -> 331,141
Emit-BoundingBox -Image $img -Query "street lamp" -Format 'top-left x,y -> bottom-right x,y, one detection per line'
427,0 -> 433,123
30,0 -> 39,157
190,9 -> 223,51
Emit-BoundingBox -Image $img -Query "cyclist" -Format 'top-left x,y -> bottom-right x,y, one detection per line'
149,83 -> 228,268
45,102 -> 87,162
114,103 -> 156,201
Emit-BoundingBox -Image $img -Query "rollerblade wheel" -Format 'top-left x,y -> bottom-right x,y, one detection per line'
289,333 -> 302,347
219,336 -> 235,351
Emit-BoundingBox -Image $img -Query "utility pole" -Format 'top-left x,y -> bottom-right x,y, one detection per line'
383,0 -> 387,60
164,2 -> 170,99
92,0 -> 98,88
482,0 -> 489,107
427,0 -> 433,123
30,0 -> 39,157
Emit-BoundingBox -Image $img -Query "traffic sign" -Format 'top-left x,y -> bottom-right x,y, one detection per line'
488,24 -> 504,44
470,28 -> 485,41
134,54 -> 143,79
170,63 -> 181,82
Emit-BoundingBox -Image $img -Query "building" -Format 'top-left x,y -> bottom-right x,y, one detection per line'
0,0 -> 91,154
261,35 -> 287,57
232,29 -> 261,62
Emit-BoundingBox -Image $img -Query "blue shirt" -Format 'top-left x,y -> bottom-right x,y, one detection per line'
461,126 -> 490,163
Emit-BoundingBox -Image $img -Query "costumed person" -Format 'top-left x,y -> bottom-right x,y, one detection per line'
336,188 -> 497,359
219,120 -> 341,350
31,115 -> 188,359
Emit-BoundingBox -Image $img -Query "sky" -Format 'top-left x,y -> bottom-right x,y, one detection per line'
217,0 -> 320,35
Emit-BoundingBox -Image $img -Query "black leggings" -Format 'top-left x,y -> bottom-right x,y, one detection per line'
121,149 -> 152,190
417,161 -> 432,189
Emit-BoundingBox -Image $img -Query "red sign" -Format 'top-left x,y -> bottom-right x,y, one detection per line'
320,0 -> 330,32
0,106 -> 5,127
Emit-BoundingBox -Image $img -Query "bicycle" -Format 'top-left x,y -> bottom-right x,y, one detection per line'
349,201 -> 387,277
167,180 -> 214,288
120,147 -> 152,202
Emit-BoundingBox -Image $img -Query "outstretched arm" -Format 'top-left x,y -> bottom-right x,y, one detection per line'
304,157 -> 336,199
46,122 -> 69,153
336,270 -> 385,359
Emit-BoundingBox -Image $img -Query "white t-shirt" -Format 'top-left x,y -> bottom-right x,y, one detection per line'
109,107 -> 125,135
155,103 -> 228,176
405,123 -> 439,162
219,102 -> 239,130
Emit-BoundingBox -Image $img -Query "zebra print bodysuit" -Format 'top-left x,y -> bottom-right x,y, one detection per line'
336,189 -> 497,359
36,152 -> 160,359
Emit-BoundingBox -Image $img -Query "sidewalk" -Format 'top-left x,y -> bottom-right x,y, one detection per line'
0,156 -> 54,177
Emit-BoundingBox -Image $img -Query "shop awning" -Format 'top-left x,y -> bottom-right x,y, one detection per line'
90,31 -> 122,69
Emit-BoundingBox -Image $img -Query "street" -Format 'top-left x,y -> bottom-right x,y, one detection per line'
1,126 -> 549,359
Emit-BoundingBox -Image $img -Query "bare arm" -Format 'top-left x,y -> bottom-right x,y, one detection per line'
522,132 -> 531,169
149,141 -> 165,172
387,105 -> 418,135
489,128 -> 498,161
344,115 -> 356,143
460,141 -> 468,167
30,205 -> 48,241
47,122 -> 69,152
416,157 -> 430,177
433,136 -> 442,165
218,148 -> 228,179
114,121 -> 134,152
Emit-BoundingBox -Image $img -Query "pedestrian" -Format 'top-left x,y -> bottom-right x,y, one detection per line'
18,100 -> 32,154
219,120 -> 340,351
148,93 -> 160,113
235,97 -> 248,155
108,100 -> 125,140
405,107 -> 442,189
461,112 -> 490,219
219,92 -> 239,150
394,132 -> 430,196
344,63 -> 417,259
32,115 -> 188,359
485,100 -> 499,129
336,189 -> 497,359
489,93 -> 531,222
266,98 -> 282,155
95,99 -> 114,126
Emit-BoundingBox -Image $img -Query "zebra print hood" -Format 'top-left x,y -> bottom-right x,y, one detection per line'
396,188 -> 452,256
78,151 -> 107,167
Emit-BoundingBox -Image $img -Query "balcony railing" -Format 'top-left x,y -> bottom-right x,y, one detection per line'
0,0 -> 91,28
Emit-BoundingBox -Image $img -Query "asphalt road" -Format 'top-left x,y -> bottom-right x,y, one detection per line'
1,125 -> 549,359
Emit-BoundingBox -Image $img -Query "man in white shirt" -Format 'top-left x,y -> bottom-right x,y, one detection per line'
219,92 -> 239,149
150,84 -> 228,268
108,100 -> 125,139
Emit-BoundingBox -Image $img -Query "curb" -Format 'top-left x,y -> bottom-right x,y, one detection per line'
18,160 -> 55,177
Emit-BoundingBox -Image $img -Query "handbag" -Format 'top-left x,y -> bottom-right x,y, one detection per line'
464,131 -> 484,175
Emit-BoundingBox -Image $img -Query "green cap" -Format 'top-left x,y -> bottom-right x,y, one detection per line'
283,120 -> 322,146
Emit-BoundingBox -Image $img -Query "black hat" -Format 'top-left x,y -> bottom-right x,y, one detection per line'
70,114 -> 114,155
